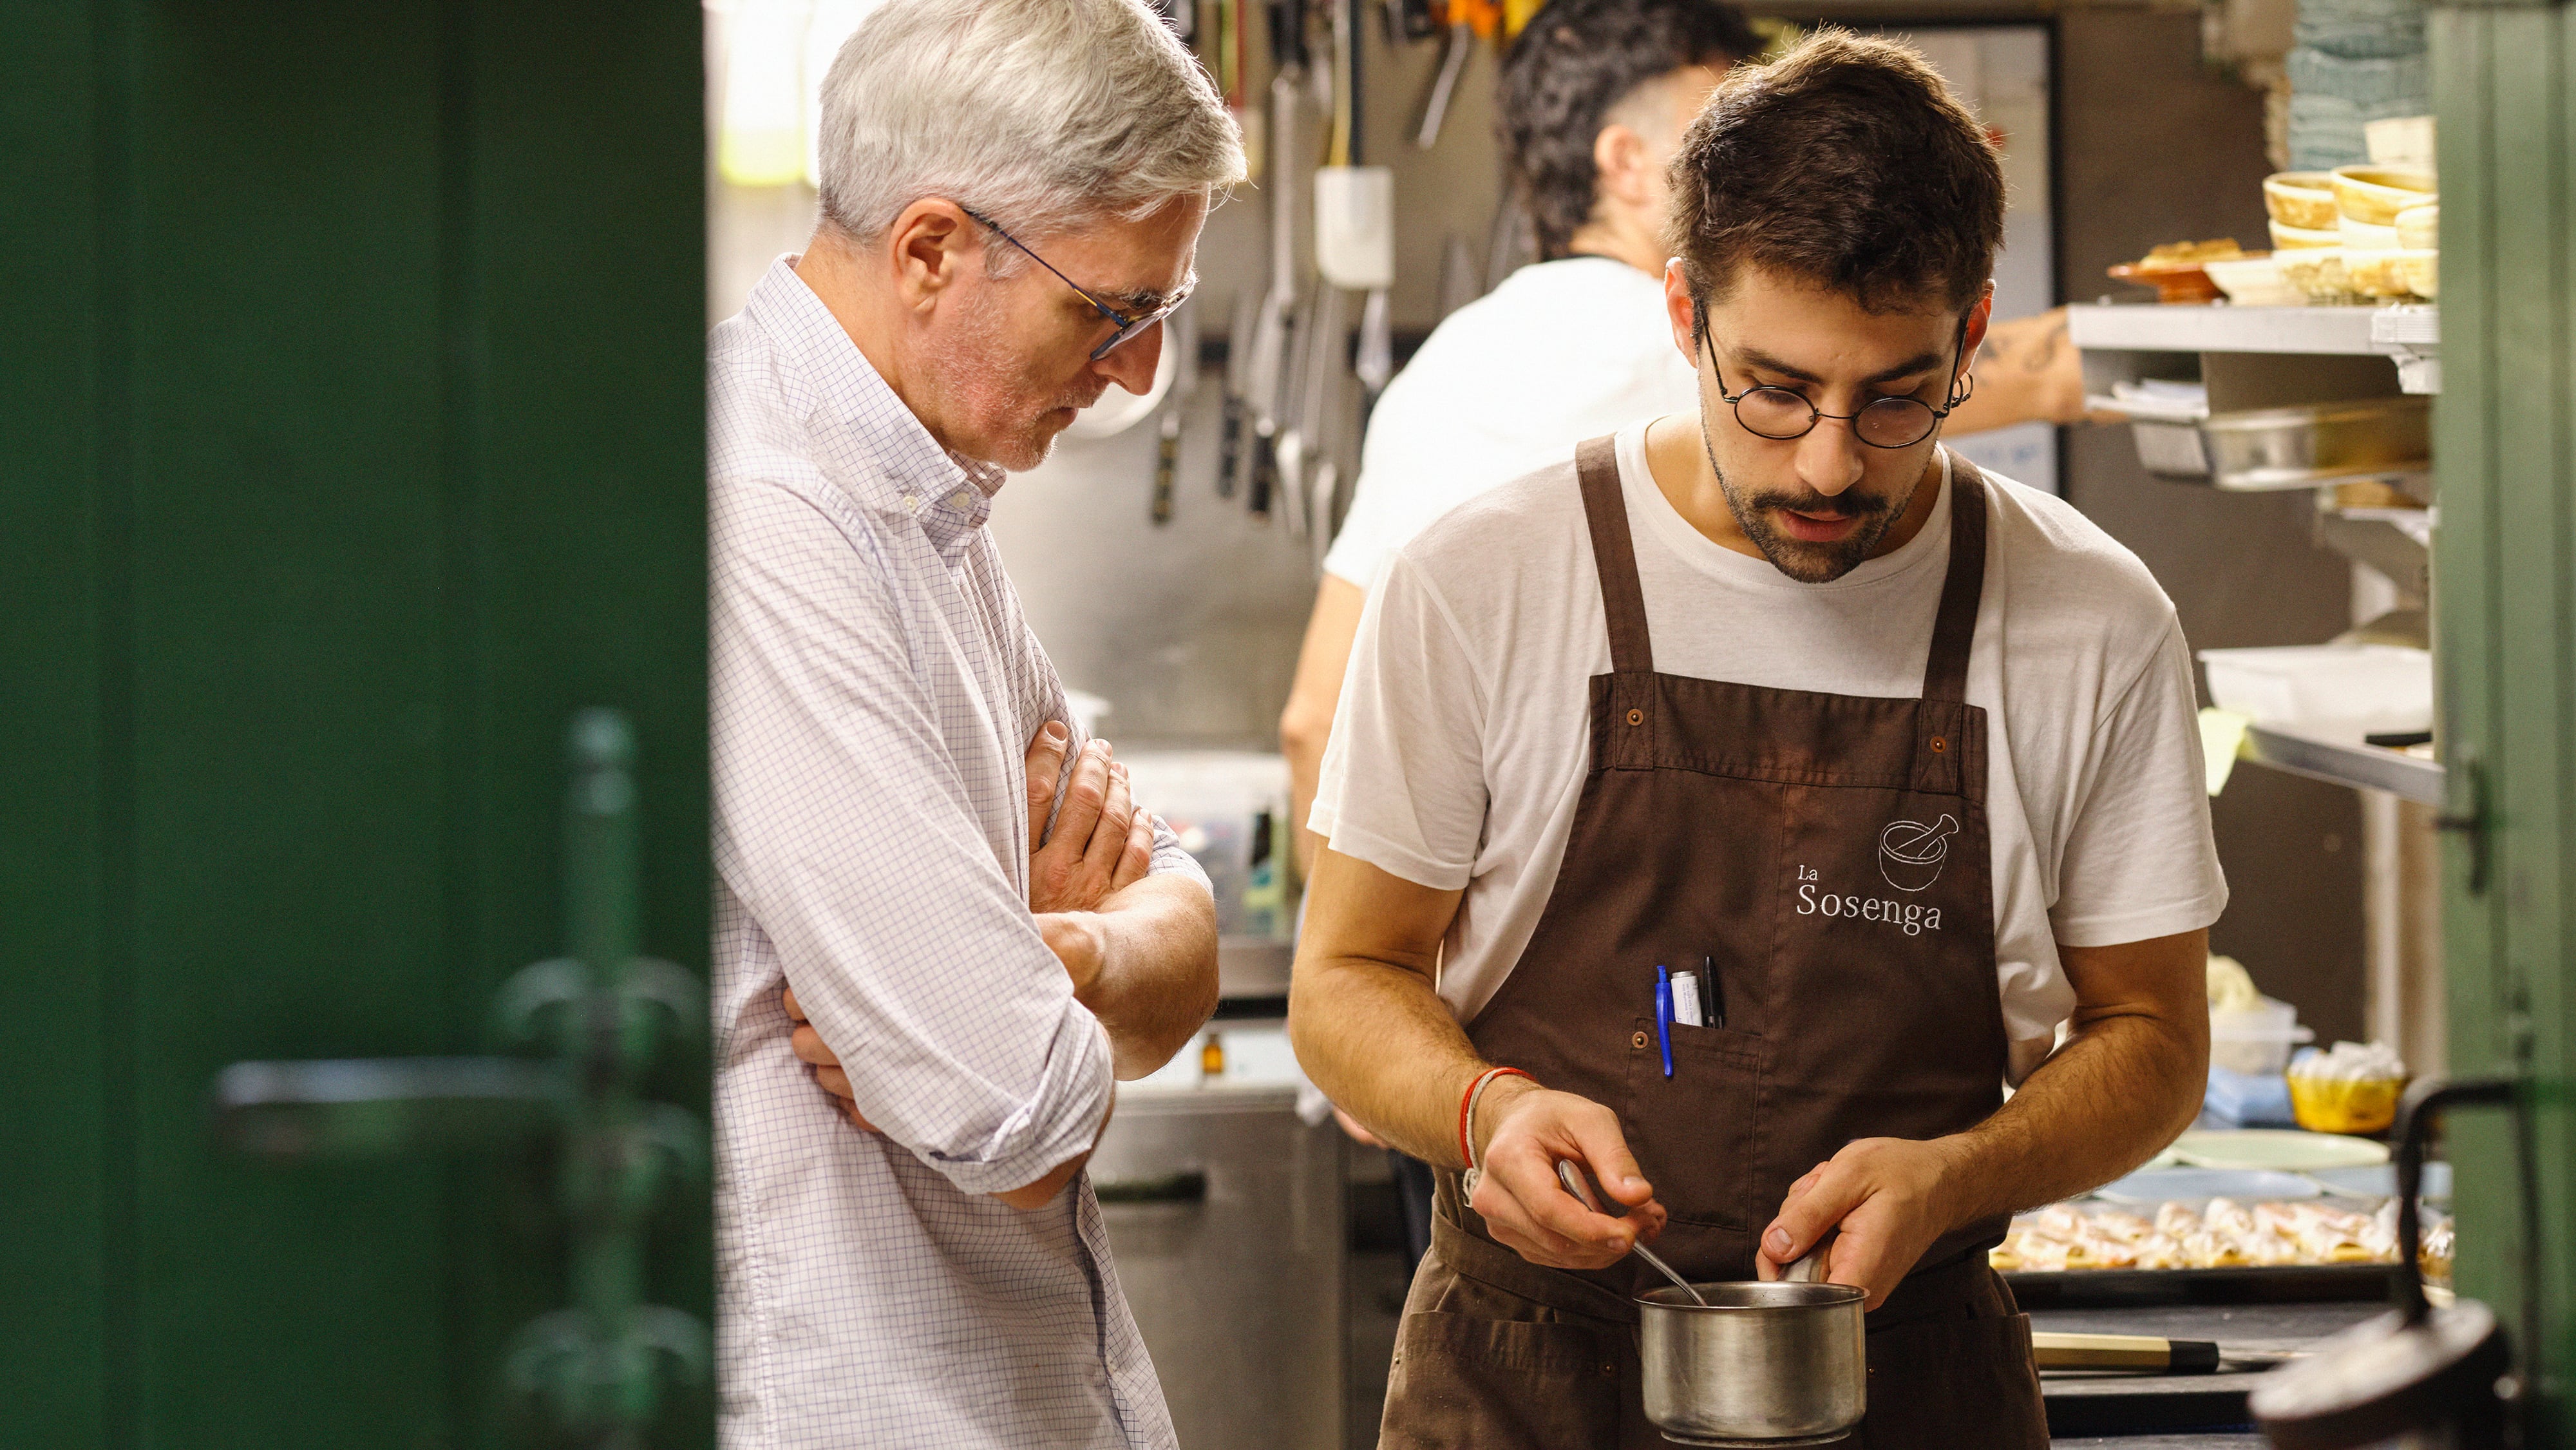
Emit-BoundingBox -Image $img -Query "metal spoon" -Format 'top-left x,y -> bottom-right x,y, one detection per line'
1556,1159 -> 1708,1306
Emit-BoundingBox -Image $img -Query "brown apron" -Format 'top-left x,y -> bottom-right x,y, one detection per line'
1379,437 -> 2047,1449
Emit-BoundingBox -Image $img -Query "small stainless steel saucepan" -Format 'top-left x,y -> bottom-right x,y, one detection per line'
1636,1271 -> 1866,1447
1555,1161 -> 1866,1447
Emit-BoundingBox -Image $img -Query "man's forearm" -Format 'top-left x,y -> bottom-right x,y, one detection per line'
1935,1002 -> 2206,1225
1291,955 -> 1487,1166
1077,873 -> 1219,1079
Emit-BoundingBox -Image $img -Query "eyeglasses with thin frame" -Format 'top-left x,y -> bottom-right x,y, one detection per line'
960,205 -> 1192,361
1699,313 -> 1975,450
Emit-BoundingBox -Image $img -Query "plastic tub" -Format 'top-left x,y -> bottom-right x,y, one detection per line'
2199,643 -> 2432,734
2210,996 -> 2316,1075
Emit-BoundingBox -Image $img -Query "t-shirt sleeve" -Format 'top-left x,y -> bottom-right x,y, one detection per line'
2047,620 -> 2231,947
1307,551 -> 1492,890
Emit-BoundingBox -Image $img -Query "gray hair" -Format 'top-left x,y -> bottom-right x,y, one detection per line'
817,0 -> 1244,267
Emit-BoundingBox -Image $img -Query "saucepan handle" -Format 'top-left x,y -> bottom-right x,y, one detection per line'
1782,1228 -> 1839,1284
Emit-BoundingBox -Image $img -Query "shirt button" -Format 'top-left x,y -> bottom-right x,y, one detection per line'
949,489 -> 974,510
900,493 -> 921,512
1632,1031 -> 1649,1050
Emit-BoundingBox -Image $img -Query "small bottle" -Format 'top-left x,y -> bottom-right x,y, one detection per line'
1200,1033 -> 1226,1080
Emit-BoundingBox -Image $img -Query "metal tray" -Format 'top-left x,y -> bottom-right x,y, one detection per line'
2130,397 -> 2429,490
2006,1263 -> 2393,1309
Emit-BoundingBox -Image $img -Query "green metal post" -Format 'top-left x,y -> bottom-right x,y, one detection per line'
2430,0 -> 2575,1435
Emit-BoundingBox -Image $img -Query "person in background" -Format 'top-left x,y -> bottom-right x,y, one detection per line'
1292,29 -> 2218,1445
706,2 -> 1240,1446
1280,0 -> 2090,877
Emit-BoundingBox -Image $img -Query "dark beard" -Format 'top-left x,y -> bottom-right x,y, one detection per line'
1697,411 -> 1918,584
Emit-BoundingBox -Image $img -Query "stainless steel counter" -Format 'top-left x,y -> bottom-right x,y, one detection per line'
2035,1299 -> 2384,1441
1095,1052 -> 1345,1450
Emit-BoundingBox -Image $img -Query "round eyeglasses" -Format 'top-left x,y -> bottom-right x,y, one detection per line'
1701,325 -> 1971,450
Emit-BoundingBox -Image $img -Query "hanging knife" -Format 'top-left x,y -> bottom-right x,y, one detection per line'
1219,289 -> 1257,498
1151,299 -> 1200,526
1414,18 -> 1472,149
1245,67 -> 1303,520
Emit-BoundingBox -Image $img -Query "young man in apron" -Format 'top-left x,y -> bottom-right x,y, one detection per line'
1291,29 -> 2222,1447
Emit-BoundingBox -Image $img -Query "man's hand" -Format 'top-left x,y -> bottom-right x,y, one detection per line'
1466,1079 -> 1668,1270
1757,1136 -> 1971,1311
1025,722 -> 1157,914
782,984 -> 876,1132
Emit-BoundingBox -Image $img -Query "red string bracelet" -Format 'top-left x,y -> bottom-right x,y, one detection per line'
1457,1065 -> 1533,1169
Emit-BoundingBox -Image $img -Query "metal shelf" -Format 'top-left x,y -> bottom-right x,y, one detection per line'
2067,303 -> 2430,355
2069,303 -> 2441,394
2241,723 -> 2445,805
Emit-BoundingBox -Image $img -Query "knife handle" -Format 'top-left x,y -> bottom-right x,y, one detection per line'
1249,428 -> 1276,518
1152,416 -> 1180,526
1218,397 -> 1244,497
2031,1331 -> 2221,1374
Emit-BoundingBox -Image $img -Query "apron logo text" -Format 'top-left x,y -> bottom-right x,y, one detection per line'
1795,863 -> 1945,936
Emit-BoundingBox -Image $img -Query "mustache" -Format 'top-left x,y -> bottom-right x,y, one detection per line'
1743,489 -> 1891,521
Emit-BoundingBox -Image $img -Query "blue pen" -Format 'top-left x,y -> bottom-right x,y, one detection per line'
1654,964 -> 1675,1078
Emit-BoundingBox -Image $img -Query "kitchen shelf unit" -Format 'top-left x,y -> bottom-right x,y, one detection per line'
2069,301 -> 2445,805
2242,723 -> 2444,806
2067,303 -> 2440,394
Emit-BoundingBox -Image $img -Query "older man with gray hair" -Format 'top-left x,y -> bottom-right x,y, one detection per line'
706,1 -> 1242,1445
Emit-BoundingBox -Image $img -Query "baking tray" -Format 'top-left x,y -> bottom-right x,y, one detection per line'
2006,1262 -> 2393,1310
2128,397 -> 2429,490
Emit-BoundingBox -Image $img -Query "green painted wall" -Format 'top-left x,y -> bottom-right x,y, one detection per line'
2434,3 -> 2575,1435
0,3 -> 708,1445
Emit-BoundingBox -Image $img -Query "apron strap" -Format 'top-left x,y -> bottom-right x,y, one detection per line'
1575,435 -> 1655,676
1921,450 -> 1991,705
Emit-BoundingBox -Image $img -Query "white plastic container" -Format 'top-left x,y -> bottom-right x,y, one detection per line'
2211,996 -> 2316,1075
2199,643 -> 2433,735
1313,166 -> 1395,289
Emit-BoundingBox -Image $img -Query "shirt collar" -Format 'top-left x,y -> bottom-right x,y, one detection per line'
744,255 -> 1002,554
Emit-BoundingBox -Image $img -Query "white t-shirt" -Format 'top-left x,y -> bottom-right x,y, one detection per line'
1311,425 -> 2228,1082
1321,256 -> 1697,591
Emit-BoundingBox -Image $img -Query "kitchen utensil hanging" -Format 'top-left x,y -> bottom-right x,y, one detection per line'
1244,66 -> 1303,519
1219,289 -> 1257,498
1151,298 -> 1201,525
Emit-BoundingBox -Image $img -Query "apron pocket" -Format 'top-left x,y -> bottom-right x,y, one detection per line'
1856,1311 -> 2047,1450
1379,1310 -> 1622,1450
1622,1015 -> 1765,1231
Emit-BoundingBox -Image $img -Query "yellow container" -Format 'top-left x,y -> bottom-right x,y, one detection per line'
2287,1071 -> 2405,1134
2331,166 -> 2438,227
2265,172 -> 2341,231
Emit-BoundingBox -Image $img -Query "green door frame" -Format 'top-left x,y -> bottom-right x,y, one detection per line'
0,3 -> 709,1445
2434,0 -> 2575,1433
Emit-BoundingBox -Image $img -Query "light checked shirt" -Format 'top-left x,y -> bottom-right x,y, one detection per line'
710,256 -> 1206,1450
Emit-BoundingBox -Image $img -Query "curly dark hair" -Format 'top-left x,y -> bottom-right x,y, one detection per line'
1499,0 -> 1761,262
1667,28 -> 2005,320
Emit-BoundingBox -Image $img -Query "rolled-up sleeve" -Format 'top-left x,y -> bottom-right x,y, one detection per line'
712,477 -> 1110,1196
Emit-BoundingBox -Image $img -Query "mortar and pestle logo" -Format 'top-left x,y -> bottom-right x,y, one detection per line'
1878,815 -> 1959,892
